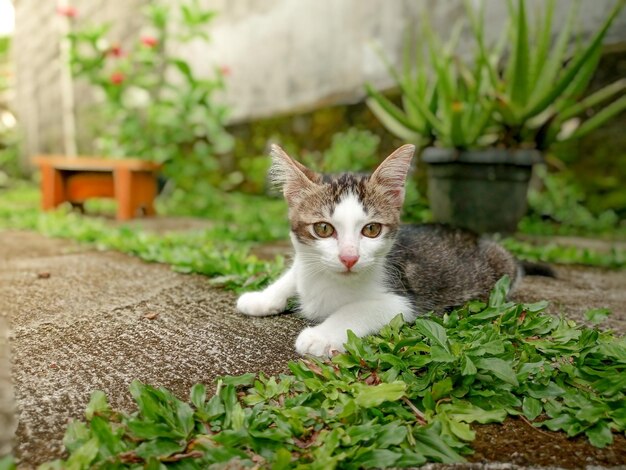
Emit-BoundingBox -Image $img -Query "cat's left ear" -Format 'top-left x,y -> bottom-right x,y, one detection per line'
269,144 -> 322,205
370,144 -> 415,207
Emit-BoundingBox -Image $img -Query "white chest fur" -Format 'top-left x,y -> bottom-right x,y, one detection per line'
293,255 -> 398,322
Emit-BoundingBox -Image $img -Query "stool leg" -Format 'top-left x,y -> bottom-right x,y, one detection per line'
40,165 -> 66,210
114,167 -> 134,221
136,172 -> 157,216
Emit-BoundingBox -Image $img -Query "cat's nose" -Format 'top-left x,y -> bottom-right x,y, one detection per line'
339,254 -> 359,270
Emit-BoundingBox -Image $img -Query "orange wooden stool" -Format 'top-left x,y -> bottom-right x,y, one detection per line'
33,156 -> 163,221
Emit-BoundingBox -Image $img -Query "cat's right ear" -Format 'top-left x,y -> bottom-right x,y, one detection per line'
269,144 -> 321,205
370,144 -> 415,208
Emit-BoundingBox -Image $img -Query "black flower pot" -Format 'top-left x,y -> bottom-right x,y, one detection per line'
421,147 -> 543,234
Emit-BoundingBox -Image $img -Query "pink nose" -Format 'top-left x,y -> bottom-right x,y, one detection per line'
339,254 -> 359,270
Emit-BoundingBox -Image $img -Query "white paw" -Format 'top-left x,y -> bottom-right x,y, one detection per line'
295,326 -> 347,357
236,291 -> 286,317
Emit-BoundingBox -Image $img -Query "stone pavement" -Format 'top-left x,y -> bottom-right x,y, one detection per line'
1,230 -> 305,467
0,229 -> 625,468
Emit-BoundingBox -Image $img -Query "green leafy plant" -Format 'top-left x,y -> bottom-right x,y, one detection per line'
67,1 -> 233,192
37,278 -> 626,468
2,185 -> 625,283
0,456 -> 15,470
522,166 -> 622,236
0,36 -> 19,182
302,128 -> 382,173
366,0 -> 626,151
0,185 -> 287,293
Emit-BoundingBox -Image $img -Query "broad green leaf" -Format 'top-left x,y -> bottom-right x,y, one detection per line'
413,422 -> 466,463
586,421 -> 614,448
375,422 -> 408,448
272,447 -> 294,470
488,276 -> 510,308
85,390 -> 109,420
413,319 -> 450,353
89,416 -> 123,456
63,420 -> 91,453
526,381 -> 565,399
461,355 -> 477,376
127,420 -> 183,440
592,372 -> 626,397
355,381 -> 406,408
190,383 -> 206,408
65,437 -> 99,468
221,373 -> 256,387
352,448 -> 402,469
430,345 -> 456,362
541,413 -> 584,436
447,418 -> 475,441
584,308 -> 612,325
522,396 -> 542,421
174,400 -> 195,438
432,377 -> 453,400
576,404 -> 608,424
172,58 -> 194,83
440,402 -> 507,424
475,357 -> 519,386
135,438 -> 186,459
129,381 -> 161,422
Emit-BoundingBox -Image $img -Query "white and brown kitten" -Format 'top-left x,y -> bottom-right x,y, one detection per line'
237,144 -> 522,357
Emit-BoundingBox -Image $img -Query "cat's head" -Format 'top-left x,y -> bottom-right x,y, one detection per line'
269,144 -> 415,276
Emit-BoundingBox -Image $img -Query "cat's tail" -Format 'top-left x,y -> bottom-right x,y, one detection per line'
519,260 -> 556,278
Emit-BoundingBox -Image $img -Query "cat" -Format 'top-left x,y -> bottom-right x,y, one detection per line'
237,144 -> 525,357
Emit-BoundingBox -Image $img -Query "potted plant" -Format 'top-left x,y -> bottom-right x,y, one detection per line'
366,0 -> 626,233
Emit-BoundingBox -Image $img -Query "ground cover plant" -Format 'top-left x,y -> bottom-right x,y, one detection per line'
0,184 -> 287,292
17,277 -> 623,468
0,184 -> 625,292
66,1 -> 233,194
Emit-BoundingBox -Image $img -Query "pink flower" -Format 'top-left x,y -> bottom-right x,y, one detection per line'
57,5 -> 78,18
219,65 -> 231,76
108,44 -> 124,58
140,36 -> 158,48
110,71 -> 125,85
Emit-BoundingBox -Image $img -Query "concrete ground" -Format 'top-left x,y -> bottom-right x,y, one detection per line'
0,229 -> 625,468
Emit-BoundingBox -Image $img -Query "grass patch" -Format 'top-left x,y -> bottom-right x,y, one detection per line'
0,184 -> 286,292
501,237 -> 625,270
0,184 -> 624,294
34,277 -> 625,468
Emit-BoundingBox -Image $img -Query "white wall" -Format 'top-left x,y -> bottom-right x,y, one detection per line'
12,0 -> 626,157
179,0 -> 626,122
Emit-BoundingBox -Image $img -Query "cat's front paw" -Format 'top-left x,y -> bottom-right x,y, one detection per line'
295,326 -> 347,357
236,291 -> 286,317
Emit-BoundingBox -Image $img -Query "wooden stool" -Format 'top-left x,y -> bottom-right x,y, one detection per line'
33,156 -> 163,221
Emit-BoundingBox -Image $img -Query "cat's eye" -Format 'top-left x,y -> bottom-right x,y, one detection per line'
362,223 -> 382,238
313,222 -> 335,238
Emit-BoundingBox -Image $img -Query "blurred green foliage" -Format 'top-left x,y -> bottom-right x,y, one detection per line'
367,0 -> 626,151
551,48 -> 626,220
0,35 -> 20,182
523,166 -> 623,236
0,184 -> 286,293
68,1 -> 233,193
